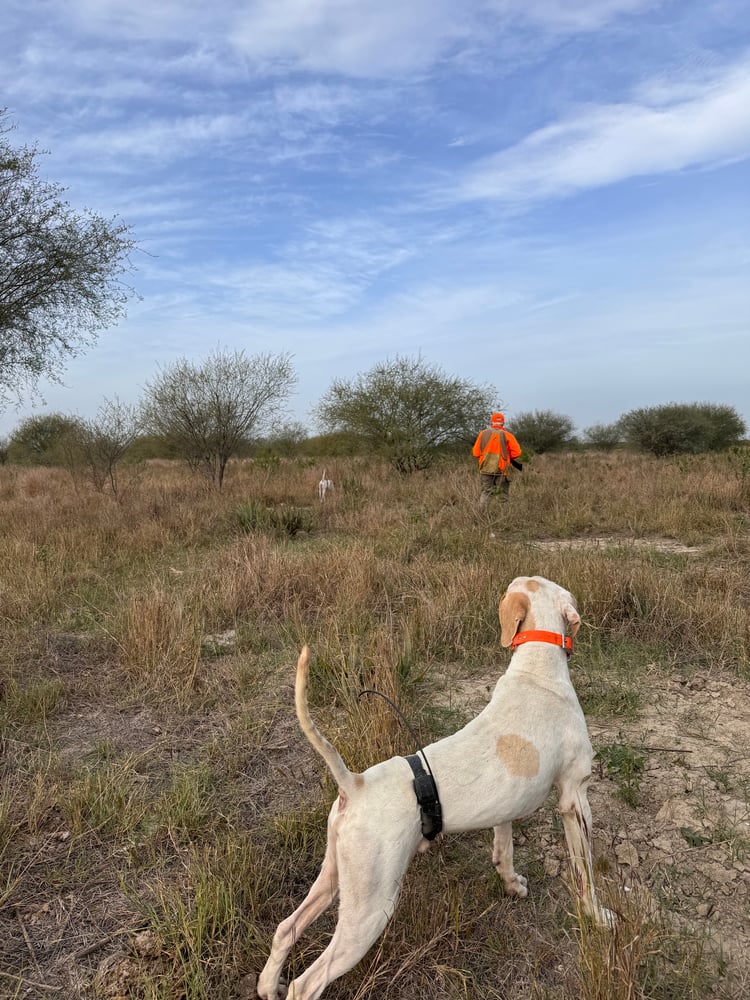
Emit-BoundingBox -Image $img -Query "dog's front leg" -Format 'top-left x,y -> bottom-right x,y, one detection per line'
492,822 -> 528,897
558,782 -> 614,927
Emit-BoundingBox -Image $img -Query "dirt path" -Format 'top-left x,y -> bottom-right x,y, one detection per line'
591,669 -> 750,978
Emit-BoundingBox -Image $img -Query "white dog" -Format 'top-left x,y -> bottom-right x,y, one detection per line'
258,576 -> 611,1000
317,468 -> 334,502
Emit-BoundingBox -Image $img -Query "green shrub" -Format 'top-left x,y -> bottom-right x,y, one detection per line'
7,413 -> 81,465
582,422 -> 622,451
510,408 -> 577,453
619,402 -> 745,457
252,448 -> 281,470
596,742 -> 648,807
315,354 -> 495,473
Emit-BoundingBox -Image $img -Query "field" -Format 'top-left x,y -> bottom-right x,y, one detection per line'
1,449 -> 749,999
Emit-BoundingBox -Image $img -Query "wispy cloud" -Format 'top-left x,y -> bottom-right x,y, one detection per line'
231,0 -> 471,77
8,1 -> 658,84
455,57 -> 750,204
181,214 -> 418,324
485,0 -> 654,33
63,113 -> 247,163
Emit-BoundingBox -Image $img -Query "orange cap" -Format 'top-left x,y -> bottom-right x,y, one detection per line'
490,412 -> 505,428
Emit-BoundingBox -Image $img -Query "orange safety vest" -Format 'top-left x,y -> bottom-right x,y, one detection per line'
472,427 -> 521,474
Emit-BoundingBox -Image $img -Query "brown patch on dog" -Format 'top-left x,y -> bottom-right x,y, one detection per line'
526,579 -> 540,592
496,734 -> 540,778
499,592 -> 536,646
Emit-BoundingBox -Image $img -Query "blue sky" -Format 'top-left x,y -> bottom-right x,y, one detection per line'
1,0 -> 749,438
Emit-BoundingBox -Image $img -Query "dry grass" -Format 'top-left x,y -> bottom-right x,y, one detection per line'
0,450 -> 748,998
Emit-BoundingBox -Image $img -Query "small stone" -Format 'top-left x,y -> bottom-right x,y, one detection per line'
615,841 -> 639,867
651,835 -> 673,854
544,857 -> 561,877
133,930 -> 161,958
202,629 -> 237,651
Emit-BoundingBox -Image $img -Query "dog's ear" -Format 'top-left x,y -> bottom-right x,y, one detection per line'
563,601 -> 581,637
499,591 -> 529,647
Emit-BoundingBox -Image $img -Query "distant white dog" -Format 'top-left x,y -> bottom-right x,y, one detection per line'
318,469 -> 334,501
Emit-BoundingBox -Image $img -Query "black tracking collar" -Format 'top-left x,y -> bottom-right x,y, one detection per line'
404,753 -> 443,840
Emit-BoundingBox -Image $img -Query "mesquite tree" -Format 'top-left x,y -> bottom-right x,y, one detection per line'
142,348 -> 297,488
316,355 -> 496,473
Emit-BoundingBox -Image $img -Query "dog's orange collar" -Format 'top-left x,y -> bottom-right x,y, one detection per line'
510,630 -> 573,656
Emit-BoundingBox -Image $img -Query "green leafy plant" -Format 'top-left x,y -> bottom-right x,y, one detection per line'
595,742 -> 648,807
235,499 -> 315,537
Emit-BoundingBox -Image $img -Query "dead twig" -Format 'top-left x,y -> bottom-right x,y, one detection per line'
16,906 -> 43,979
0,969 -> 62,992
73,926 -> 140,961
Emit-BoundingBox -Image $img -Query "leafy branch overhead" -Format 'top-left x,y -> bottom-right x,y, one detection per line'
0,110 -> 136,403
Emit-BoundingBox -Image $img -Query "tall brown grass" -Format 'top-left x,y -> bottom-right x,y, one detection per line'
0,449 -> 747,998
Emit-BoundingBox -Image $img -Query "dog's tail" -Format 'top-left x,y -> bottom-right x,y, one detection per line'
296,646 -> 356,792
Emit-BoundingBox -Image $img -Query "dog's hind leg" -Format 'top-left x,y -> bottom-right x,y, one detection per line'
492,822 -> 528,897
257,843 -> 339,999
285,898 -> 392,1000
284,833 -> 414,1000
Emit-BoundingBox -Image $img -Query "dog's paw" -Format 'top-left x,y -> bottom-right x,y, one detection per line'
504,873 -> 528,898
256,977 -> 287,999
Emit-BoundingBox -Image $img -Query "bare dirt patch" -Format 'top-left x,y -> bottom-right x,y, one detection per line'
591,670 -> 750,976
531,535 -> 704,555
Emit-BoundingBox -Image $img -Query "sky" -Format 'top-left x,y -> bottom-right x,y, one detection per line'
1,0 -> 749,438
